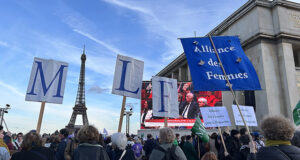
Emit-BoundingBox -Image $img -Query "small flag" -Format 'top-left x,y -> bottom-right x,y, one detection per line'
191,116 -> 209,143
293,101 -> 300,126
103,128 -> 108,135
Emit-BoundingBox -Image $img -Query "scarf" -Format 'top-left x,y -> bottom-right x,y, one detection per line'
0,139 -> 10,153
265,140 -> 291,147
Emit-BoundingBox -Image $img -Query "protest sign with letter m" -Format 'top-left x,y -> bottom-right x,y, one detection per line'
26,57 -> 68,104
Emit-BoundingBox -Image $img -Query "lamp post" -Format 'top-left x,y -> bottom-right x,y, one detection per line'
0,104 -> 10,126
124,105 -> 133,135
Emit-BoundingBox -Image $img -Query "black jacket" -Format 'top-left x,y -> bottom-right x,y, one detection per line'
179,101 -> 199,119
113,148 -> 135,160
73,143 -> 110,160
239,145 -> 250,160
11,147 -> 54,160
179,141 -> 185,150
248,145 -> 300,160
143,138 -> 157,157
219,136 -> 240,160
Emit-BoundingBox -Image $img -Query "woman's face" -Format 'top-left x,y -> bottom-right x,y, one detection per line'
183,83 -> 189,91
198,100 -> 206,107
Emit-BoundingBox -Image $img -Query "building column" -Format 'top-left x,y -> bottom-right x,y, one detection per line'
245,42 -> 283,124
277,42 -> 299,119
178,67 -> 182,81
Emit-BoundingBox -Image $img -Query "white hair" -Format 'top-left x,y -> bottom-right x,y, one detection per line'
111,133 -> 127,150
198,97 -> 207,104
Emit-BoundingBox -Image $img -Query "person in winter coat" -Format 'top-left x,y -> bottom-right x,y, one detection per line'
221,129 -> 241,160
11,131 -> 54,160
209,133 -> 219,156
111,133 -> 135,160
238,135 -> 250,160
179,136 -> 186,150
248,116 -> 300,160
149,127 -> 187,160
56,128 -> 69,160
0,131 -> 10,160
64,129 -> 79,160
143,134 -> 157,159
183,135 -> 197,160
132,137 -> 143,160
291,130 -> 300,148
73,125 -> 110,160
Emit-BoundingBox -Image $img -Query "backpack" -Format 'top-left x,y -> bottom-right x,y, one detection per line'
154,144 -> 179,160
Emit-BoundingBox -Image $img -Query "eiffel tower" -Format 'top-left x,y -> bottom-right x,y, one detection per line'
66,47 -> 89,132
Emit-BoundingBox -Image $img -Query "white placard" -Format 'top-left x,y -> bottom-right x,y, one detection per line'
200,107 -> 231,127
232,105 -> 257,126
112,55 -> 144,99
25,57 -> 68,104
152,76 -> 179,118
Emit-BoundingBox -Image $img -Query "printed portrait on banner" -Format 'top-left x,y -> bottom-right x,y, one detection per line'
140,81 -> 223,129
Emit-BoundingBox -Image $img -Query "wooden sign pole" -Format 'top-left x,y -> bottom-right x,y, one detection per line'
218,127 -> 228,153
118,96 -> 127,132
36,102 -> 46,134
164,117 -> 168,127
209,35 -> 255,152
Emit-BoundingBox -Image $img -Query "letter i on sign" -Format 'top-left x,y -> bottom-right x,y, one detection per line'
152,76 -> 179,127
158,80 -> 173,112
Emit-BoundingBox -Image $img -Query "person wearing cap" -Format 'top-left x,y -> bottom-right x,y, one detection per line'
253,132 -> 264,151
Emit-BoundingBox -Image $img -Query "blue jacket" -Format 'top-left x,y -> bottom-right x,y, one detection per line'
143,139 -> 157,157
56,138 -> 68,160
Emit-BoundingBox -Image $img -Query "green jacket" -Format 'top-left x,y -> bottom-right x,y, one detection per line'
183,141 -> 198,160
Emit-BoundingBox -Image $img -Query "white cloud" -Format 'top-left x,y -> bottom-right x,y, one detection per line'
73,29 -> 125,56
103,0 -> 153,15
102,0 -> 241,62
0,80 -> 25,97
0,40 -> 8,47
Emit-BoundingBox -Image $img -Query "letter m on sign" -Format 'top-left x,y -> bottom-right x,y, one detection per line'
25,57 -> 68,104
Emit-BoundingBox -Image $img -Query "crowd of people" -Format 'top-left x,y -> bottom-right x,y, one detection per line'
0,115 -> 300,160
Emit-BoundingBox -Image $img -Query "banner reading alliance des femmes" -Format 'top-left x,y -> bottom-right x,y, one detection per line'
180,36 -> 261,91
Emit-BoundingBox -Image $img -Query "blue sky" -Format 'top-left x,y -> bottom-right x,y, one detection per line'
2,0 -> 297,134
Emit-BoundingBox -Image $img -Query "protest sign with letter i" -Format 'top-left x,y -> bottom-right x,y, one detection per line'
152,76 -> 179,127
26,57 -> 68,134
112,54 -> 144,132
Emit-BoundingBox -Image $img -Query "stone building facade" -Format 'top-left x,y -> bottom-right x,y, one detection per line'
156,0 -> 300,126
